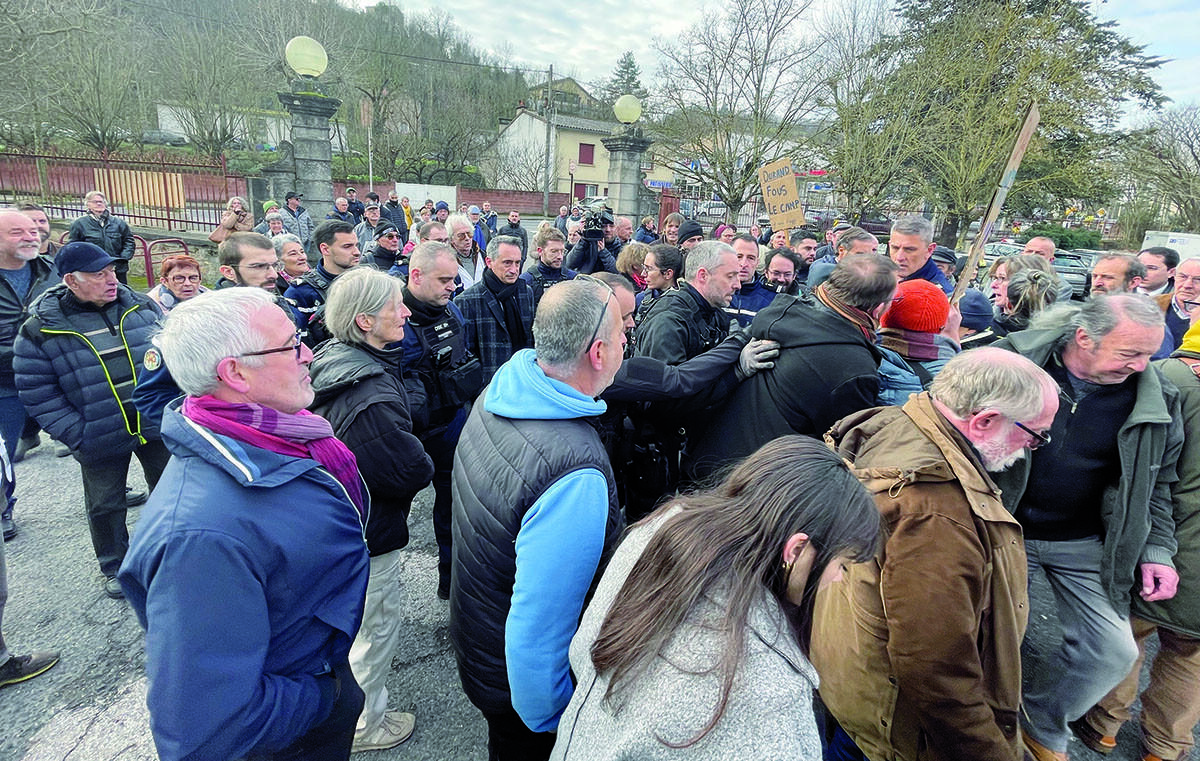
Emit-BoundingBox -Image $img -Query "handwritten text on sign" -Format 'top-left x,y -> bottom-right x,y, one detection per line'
758,159 -> 806,232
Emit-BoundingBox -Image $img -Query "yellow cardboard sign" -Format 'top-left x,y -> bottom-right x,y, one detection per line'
758,158 -> 806,233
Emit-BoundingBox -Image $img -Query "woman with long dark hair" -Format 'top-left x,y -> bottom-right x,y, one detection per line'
551,436 -> 880,760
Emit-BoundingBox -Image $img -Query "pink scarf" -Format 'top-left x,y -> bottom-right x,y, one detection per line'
183,395 -> 366,518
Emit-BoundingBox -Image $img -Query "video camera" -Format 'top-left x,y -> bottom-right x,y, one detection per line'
580,203 -> 614,242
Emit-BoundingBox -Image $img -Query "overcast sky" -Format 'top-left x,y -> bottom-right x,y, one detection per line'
362,0 -> 1198,123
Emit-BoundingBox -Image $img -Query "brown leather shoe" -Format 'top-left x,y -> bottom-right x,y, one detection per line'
1023,731 -> 1068,761
1069,717 -> 1116,754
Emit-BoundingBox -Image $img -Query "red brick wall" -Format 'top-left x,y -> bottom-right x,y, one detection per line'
457,189 -> 571,216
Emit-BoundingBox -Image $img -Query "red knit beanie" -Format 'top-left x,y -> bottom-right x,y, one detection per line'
881,279 -> 950,333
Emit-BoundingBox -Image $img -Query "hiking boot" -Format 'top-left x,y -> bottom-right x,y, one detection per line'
2,515 -> 14,541
1070,717 -> 1116,754
0,651 -> 60,688
1023,731 -> 1067,761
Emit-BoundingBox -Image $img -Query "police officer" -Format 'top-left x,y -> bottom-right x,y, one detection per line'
400,241 -> 482,600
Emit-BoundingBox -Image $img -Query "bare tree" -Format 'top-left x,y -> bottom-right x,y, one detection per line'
1124,106 -> 1200,232
488,141 -> 548,192
653,0 -> 822,221
810,0 -> 923,220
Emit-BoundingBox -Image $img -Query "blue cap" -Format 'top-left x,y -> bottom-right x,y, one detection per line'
56,242 -> 117,278
435,200 -> 450,212
957,288 -> 994,332
468,205 -> 481,215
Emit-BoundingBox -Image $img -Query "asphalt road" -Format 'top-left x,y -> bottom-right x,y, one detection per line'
0,433 -> 1193,760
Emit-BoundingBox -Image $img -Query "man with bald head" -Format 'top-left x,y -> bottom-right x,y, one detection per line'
1023,236 -> 1057,262
0,210 -> 58,539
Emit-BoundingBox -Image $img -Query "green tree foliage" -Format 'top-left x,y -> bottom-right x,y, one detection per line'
598,52 -> 649,106
1021,222 -> 1100,250
818,0 -> 1163,246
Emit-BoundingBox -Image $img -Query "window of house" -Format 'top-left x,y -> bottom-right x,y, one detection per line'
578,143 -> 595,165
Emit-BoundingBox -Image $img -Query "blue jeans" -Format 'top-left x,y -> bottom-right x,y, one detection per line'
1022,537 -> 1139,752
0,394 -> 25,519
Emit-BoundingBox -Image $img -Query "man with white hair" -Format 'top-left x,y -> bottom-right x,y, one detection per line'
14,242 -> 166,598
66,190 -> 135,284
118,288 -> 369,761
451,277 -> 626,761
444,212 -> 486,292
817,347 -> 1060,761
994,294 -> 1183,761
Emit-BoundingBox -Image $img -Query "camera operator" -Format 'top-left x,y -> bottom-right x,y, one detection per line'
565,206 -> 622,274
400,241 -> 483,600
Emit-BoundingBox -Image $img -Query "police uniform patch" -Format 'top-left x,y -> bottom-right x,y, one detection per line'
143,347 -> 161,371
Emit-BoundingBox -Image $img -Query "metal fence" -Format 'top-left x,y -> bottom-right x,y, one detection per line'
0,149 -> 247,232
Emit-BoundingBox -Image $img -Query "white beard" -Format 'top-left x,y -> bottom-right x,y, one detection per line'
978,436 -> 1027,473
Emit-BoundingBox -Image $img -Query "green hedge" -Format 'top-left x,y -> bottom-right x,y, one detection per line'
1020,223 -> 1101,250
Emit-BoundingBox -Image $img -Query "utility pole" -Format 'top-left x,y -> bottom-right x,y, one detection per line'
543,64 -> 553,217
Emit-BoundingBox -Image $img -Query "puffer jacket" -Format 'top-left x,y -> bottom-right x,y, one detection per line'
14,284 -> 162,462
814,394 -> 1027,761
67,212 -> 135,261
0,255 -> 57,388
993,325 -> 1183,613
308,340 -> 434,557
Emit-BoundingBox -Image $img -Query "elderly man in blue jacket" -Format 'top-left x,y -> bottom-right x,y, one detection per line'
118,287 -> 369,761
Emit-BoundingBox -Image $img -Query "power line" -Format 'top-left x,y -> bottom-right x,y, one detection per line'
118,0 -> 549,76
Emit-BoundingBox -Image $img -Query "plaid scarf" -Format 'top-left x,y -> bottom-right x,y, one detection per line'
878,327 -> 941,362
815,282 -> 879,342
183,395 -> 365,519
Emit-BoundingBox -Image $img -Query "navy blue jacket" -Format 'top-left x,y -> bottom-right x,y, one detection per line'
118,403 -> 369,761
724,275 -> 777,329
14,284 -> 162,462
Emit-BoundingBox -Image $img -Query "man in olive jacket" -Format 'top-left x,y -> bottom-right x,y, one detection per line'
815,348 -> 1059,761
1077,317 -> 1200,761
992,294 -> 1183,761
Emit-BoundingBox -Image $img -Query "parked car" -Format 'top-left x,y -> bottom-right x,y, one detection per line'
804,208 -> 837,230
678,199 -> 698,219
854,211 -> 893,239
140,129 -> 188,146
1057,250 -> 1101,299
580,195 -> 609,209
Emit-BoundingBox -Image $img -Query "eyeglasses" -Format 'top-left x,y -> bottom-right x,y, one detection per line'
576,274 -> 616,350
379,233 -> 398,239
168,274 -> 201,284
237,331 -> 304,362
241,261 -> 284,272
1013,420 -> 1051,449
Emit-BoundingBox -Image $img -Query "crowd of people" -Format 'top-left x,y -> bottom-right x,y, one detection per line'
0,192 -> 1198,761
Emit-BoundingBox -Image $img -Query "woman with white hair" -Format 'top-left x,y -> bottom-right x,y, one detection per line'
208,196 -> 253,243
307,267 -> 434,753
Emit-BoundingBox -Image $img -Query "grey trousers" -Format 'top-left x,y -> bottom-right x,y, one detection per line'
1021,537 -> 1139,752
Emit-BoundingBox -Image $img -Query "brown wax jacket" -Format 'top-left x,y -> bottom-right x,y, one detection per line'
813,393 -> 1027,761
